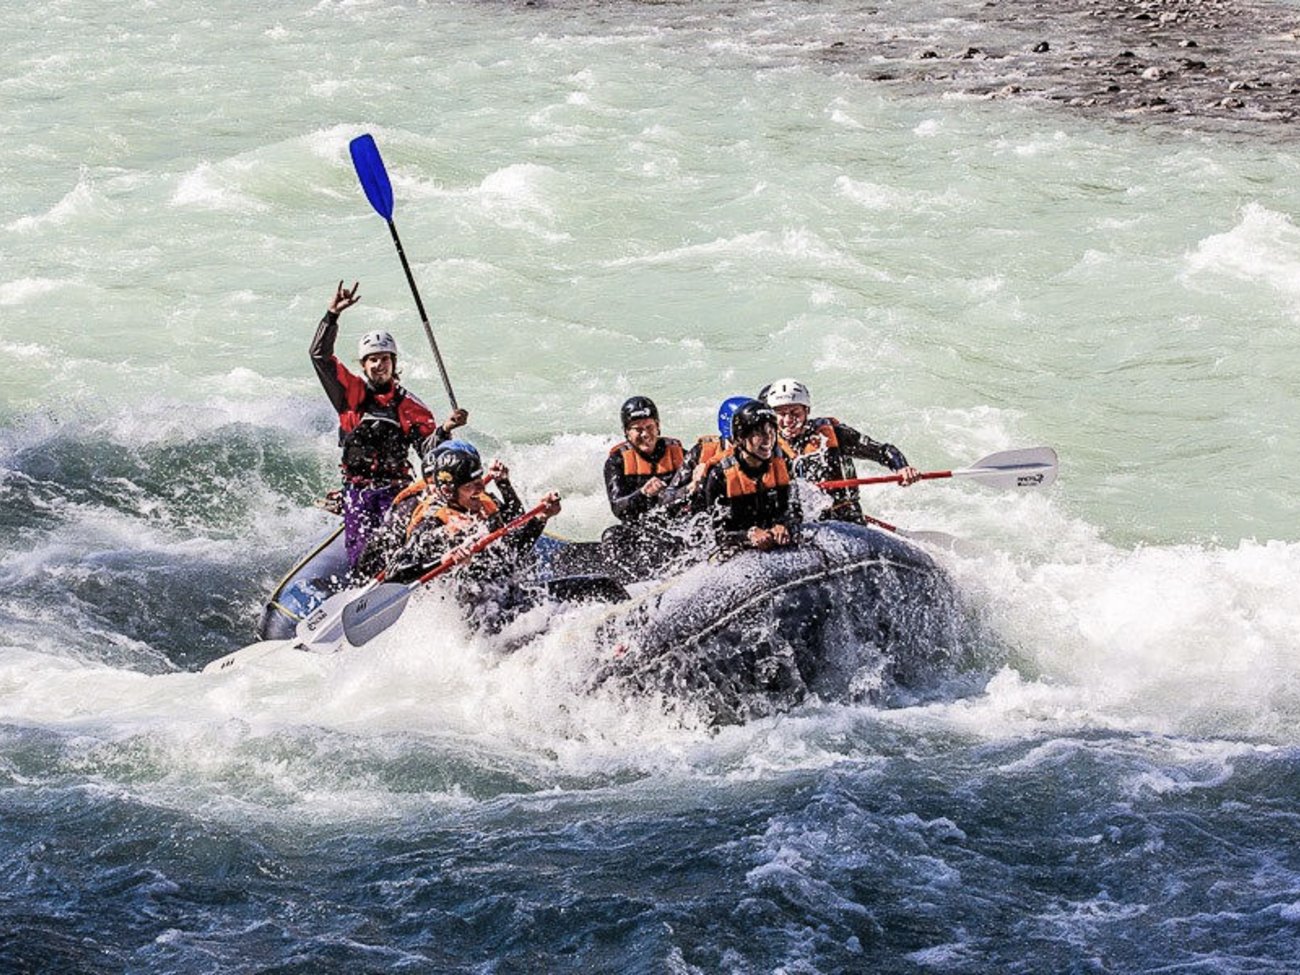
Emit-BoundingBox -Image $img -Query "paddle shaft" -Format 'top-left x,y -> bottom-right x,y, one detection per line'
349,134 -> 458,412
385,219 -> 458,411
415,501 -> 551,585
819,470 -> 956,490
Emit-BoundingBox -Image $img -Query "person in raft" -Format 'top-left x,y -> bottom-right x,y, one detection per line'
761,377 -> 919,524
310,280 -> 467,567
351,439 -> 476,579
661,394 -> 751,516
601,395 -> 687,575
384,442 -> 561,632
700,400 -> 801,554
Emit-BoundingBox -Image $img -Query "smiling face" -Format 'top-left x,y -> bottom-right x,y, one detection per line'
455,478 -> 487,512
738,423 -> 777,462
625,417 -> 660,454
360,352 -> 395,386
773,404 -> 809,440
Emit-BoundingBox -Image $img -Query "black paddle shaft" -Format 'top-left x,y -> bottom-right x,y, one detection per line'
386,219 -> 458,411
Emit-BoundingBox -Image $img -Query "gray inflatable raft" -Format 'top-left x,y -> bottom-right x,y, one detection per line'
590,521 -> 976,725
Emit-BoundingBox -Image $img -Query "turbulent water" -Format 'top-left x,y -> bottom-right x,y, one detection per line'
5,1 -> 1300,971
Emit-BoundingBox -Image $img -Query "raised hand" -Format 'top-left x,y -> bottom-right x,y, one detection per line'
328,280 -> 361,315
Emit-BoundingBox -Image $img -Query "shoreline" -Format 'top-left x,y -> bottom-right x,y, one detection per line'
820,0 -> 1300,134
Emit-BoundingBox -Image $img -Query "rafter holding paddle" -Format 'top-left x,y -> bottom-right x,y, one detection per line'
307,500 -> 556,653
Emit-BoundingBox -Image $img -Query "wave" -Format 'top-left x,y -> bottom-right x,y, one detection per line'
4,171 -> 115,233
0,277 -> 73,307
1183,202 -> 1300,305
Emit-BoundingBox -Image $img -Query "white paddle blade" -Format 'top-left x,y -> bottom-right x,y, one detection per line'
957,446 -> 1058,490
340,582 -> 413,648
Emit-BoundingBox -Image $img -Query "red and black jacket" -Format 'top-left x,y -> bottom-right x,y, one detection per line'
311,312 -> 440,485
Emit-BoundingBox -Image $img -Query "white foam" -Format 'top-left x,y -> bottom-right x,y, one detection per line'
5,173 -> 109,232
0,277 -> 70,306
834,175 -> 965,217
925,529 -> 1300,744
1183,203 -> 1300,304
170,162 -> 269,213
603,228 -> 865,273
474,163 -> 570,241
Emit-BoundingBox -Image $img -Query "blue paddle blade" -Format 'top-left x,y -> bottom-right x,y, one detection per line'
349,133 -> 395,220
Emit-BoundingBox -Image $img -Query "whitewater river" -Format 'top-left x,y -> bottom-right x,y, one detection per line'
4,1 -> 1300,971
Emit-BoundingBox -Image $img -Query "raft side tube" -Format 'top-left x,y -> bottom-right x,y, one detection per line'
255,524 -> 350,641
592,522 -> 976,724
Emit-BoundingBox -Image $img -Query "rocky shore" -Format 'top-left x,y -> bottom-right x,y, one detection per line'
820,0 -> 1300,133
536,0 -> 1299,134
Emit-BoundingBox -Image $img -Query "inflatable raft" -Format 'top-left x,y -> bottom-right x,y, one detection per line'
256,524 -> 350,642
248,519 -> 972,724
588,521 -> 973,724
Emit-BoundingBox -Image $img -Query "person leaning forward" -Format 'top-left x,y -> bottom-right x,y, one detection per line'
601,395 -> 687,577
310,280 -> 467,567
384,442 -> 561,633
700,400 -> 801,554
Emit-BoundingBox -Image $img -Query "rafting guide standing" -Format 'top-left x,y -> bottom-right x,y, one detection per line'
311,280 -> 468,567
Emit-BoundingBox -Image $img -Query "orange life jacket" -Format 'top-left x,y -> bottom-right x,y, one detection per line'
722,453 -> 791,498
610,438 -> 685,478
391,478 -> 427,509
696,436 -> 731,469
780,418 -> 840,460
407,492 -> 499,538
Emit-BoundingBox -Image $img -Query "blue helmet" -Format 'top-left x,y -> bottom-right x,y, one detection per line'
421,438 -> 481,480
716,396 -> 755,440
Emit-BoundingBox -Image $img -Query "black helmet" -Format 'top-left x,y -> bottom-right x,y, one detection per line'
431,442 -> 484,492
620,395 -> 659,429
730,401 -> 778,442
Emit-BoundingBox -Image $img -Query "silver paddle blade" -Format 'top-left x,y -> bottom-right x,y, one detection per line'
961,446 -> 1058,489
340,582 -> 413,648
294,587 -> 364,654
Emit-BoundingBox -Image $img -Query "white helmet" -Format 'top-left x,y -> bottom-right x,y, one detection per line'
763,377 -> 811,409
357,330 -> 398,360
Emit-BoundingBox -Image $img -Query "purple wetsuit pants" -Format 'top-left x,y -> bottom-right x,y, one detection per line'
342,483 -> 401,567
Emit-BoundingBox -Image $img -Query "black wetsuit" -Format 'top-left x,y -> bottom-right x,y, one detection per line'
700,451 -> 802,553
602,437 -> 687,576
781,417 -> 908,524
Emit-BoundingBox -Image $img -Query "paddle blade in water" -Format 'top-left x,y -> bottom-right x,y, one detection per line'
293,588 -> 356,654
349,134 -> 395,220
